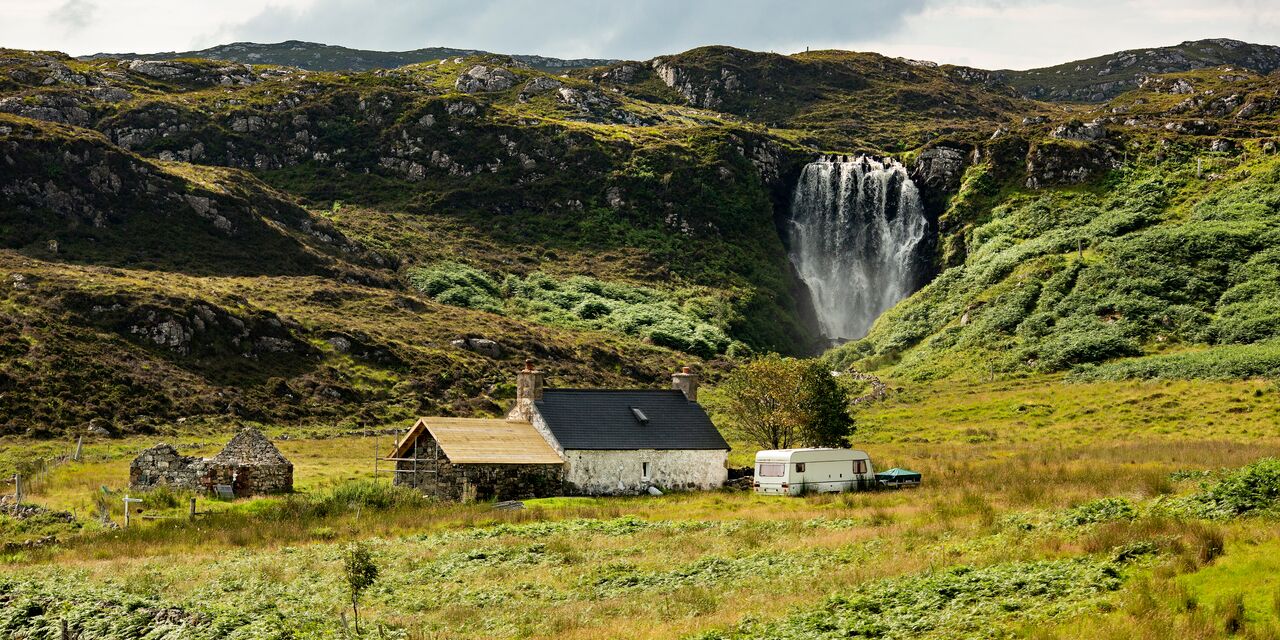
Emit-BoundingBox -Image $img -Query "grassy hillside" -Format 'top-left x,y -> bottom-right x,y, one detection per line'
828,69 -> 1280,383
581,45 -> 1044,152
2,43 -> 1280,437
0,48 -> 824,435
994,38 -> 1280,102
81,40 -> 617,72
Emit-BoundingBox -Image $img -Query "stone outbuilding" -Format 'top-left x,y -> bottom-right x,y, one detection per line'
388,417 -> 564,501
202,428 -> 294,496
129,427 -> 293,497
390,363 -> 729,499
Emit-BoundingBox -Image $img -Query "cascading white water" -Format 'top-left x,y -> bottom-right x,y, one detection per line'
787,155 -> 929,342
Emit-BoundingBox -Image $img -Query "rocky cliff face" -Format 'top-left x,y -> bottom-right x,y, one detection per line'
995,38 -> 1280,102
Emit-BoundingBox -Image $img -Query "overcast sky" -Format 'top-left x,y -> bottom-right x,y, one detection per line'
5,0 -> 1279,70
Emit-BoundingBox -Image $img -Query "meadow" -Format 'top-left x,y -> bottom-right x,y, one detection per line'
2,374 -> 1280,639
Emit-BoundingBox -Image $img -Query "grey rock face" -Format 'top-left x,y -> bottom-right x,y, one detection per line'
1050,120 -> 1107,141
452,337 -> 503,358
455,65 -> 517,93
518,76 -> 562,101
911,146 -> 968,192
1025,142 -> 1119,189
127,60 -> 186,79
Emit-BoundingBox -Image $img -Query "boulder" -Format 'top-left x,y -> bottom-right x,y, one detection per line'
1050,120 -> 1107,141
518,77 -> 562,101
452,337 -> 502,358
455,65 -> 517,93
911,146 -> 967,193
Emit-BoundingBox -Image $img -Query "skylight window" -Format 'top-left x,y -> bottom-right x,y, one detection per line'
630,407 -> 649,425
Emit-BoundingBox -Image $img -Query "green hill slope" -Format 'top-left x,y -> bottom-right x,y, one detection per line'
81,40 -> 616,72
828,69 -> 1280,382
3,42 -> 1280,435
994,38 -> 1280,102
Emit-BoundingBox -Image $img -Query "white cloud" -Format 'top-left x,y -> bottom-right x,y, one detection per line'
0,0 -> 1274,67
48,0 -> 97,33
219,0 -> 929,60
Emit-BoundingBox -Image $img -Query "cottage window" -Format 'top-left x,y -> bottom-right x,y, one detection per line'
642,461 -> 651,479
758,463 -> 784,477
795,463 -> 806,473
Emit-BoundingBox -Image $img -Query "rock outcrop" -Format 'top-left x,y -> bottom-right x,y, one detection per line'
455,65 -> 517,93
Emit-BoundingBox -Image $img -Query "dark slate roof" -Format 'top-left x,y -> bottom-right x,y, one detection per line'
534,389 -> 729,451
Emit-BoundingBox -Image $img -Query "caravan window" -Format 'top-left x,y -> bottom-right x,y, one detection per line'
795,463 -> 806,473
758,463 -> 785,477
853,460 -> 867,474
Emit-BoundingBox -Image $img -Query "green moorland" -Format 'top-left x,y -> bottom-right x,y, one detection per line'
2,376 -> 1280,639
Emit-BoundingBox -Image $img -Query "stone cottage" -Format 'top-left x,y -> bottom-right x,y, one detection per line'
129,427 -> 293,497
390,363 -> 729,499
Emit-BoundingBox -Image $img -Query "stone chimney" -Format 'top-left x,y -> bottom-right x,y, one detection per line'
507,359 -> 545,421
671,366 -> 699,402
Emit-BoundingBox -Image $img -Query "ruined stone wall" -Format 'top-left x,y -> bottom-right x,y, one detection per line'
203,462 -> 293,496
129,444 -> 205,491
563,449 -> 727,495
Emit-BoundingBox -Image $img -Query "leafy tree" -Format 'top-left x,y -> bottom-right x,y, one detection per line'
342,542 -> 379,635
716,354 -> 853,450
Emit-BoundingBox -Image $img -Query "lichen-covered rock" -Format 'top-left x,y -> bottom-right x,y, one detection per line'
518,76 -> 562,101
455,65 -> 517,93
1025,141 -> 1119,189
911,146 -> 968,192
1050,120 -> 1107,141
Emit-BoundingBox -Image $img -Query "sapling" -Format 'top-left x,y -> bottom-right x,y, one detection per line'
342,542 -> 378,635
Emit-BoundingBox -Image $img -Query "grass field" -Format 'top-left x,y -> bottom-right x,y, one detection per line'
3,374 -> 1280,639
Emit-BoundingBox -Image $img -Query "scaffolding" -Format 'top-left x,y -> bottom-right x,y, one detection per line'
376,434 -> 440,482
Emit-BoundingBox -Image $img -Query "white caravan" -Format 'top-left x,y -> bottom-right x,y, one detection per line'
753,448 -> 875,495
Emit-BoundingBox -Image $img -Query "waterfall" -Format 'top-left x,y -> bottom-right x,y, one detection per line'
787,155 -> 929,342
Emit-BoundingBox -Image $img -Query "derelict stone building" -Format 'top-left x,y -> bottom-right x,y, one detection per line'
129,427 -> 293,497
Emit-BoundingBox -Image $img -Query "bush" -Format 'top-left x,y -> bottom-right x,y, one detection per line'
407,262 -> 501,312
1192,457 -> 1280,518
1071,340 -> 1280,381
410,261 -> 736,356
1058,498 -> 1137,527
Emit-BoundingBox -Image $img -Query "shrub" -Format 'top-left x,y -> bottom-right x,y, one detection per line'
407,262 -> 501,312
1058,497 -> 1138,527
693,559 -> 1123,639
410,263 -> 736,356
1191,457 -> 1280,518
1071,340 -> 1280,381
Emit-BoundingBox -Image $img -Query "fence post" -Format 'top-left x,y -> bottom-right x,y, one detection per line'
189,497 -> 197,519
373,436 -> 379,479
123,495 -> 142,527
13,474 -> 21,503
73,435 -> 83,462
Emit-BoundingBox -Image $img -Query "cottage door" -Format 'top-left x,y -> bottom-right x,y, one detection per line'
232,469 -> 251,497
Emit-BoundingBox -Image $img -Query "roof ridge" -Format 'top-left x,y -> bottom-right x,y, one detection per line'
543,388 -> 682,393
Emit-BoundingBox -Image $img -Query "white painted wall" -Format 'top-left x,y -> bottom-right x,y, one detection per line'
563,448 -> 727,495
